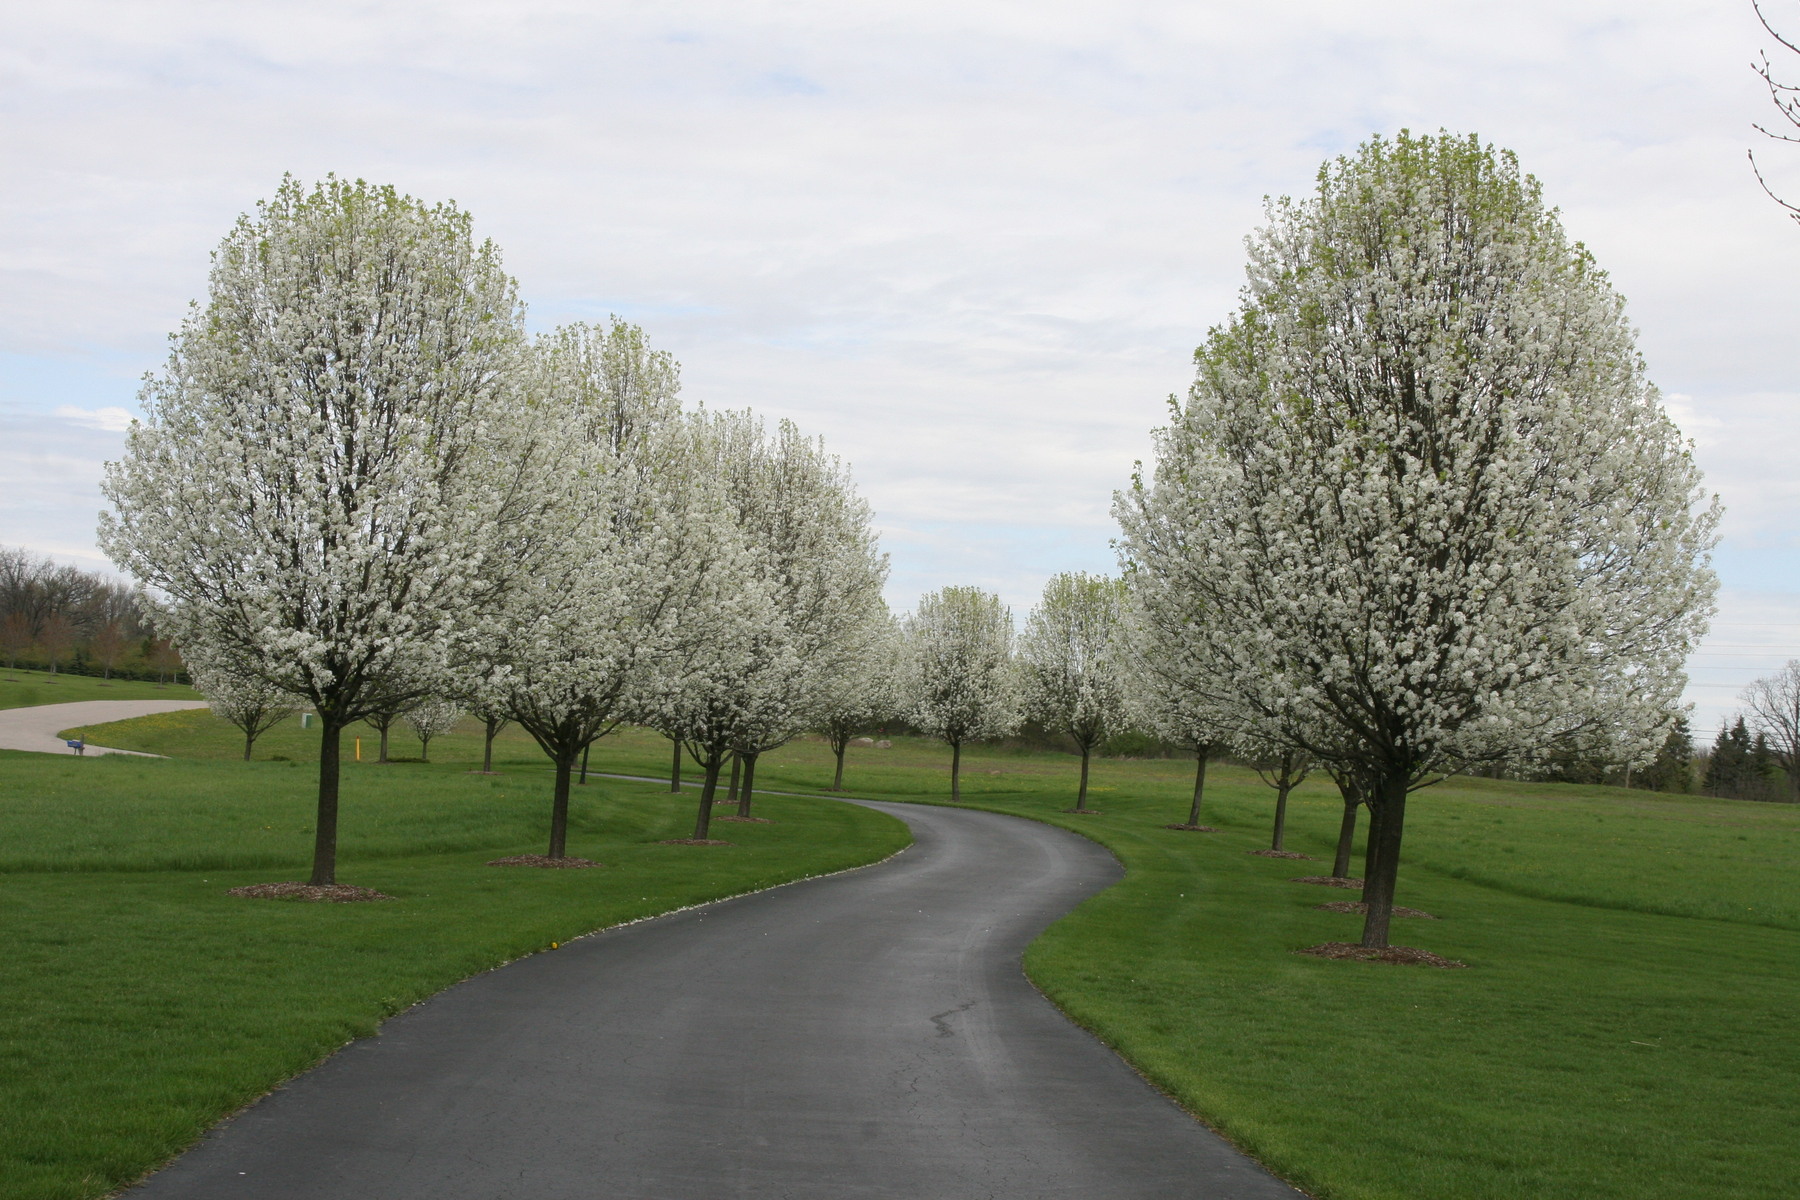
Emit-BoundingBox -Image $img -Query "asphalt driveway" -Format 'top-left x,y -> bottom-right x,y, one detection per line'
128,797 -> 1299,1199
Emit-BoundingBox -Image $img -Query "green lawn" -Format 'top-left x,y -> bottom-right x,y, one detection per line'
0,668 -> 198,710
37,710 -> 1800,1199
0,744 -> 909,1200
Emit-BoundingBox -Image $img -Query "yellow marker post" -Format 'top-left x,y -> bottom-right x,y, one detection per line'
355,738 -> 362,762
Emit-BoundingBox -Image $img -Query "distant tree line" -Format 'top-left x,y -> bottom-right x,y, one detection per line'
0,547 -> 184,682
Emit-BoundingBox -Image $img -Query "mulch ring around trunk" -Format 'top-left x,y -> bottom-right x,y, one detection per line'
1296,942 -> 1467,968
1163,824 -> 1216,832
657,838 -> 735,846
715,815 -> 773,824
225,882 -> 394,902
485,855 -> 603,868
1249,849 -> 1315,859
1062,809 -> 1103,815
1314,900 -> 1437,919
1290,875 -> 1363,888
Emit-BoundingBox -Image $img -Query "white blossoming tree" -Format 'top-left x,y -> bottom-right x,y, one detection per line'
404,698 -> 462,763
101,177 -> 556,890
472,322 -> 744,860
1116,589 -> 1234,831
1116,132 -> 1719,948
815,611 -> 901,791
901,587 -> 1021,802
698,410 -> 889,818
1019,572 -> 1127,812
189,653 -> 302,761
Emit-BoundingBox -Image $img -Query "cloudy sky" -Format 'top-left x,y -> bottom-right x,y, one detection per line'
4,0 -> 1797,733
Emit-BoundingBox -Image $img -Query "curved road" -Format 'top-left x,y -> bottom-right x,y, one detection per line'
130,799 -> 1299,1199
0,699 -> 207,756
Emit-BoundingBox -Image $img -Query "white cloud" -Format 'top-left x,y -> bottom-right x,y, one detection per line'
53,405 -> 134,432
3,0 -> 1796,680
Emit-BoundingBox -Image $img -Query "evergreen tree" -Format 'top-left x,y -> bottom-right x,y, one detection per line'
1635,717 -> 1692,794
1704,718 -> 1754,798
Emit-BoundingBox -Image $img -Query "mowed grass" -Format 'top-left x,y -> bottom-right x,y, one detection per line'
52,711 -> 1800,1198
0,668 -> 198,711
0,744 -> 909,1200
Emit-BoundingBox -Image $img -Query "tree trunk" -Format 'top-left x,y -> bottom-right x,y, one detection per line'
310,721 -> 343,886
1075,744 -> 1092,811
378,724 -> 390,764
950,740 -> 962,802
548,752 -> 575,858
579,742 -> 590,785
725,754 -> 741,805
1185,746 -> 1211,827
1272,782 -> 1291,851
832,739 -> 847,791
482,718 -> 499,773
243,731 -> 255,762
692,753 -> 722,840
670,738 -> 682,793
1361,799 -> 1386,891
420,735 -> 432,764
1359,773 -> 1408,949
1332,792 -> 1359,879
736,752 -> 759,817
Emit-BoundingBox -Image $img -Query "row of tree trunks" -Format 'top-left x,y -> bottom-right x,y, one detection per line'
737,753 -> 760,818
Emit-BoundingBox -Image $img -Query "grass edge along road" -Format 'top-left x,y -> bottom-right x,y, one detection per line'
41,710 -> 1800,1200
569,725 -> 1791,1200
0,747 -> 911,1200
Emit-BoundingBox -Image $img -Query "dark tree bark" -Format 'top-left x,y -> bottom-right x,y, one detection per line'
1332,790 -> 1360,879
831,736 -> 848,791
669,737 -> 683,792
310,721 -> 343,885
725,754 -> 741,805
692,751 -> 724,839
736,752 -> 759,817
950,739 -> 963,802
1074,743 -> 1093,811
579,742 -> 591,785
1271,781 -> 1291,850
1359,773 -> 1408,948
547,752 -> 576,859
482,715 -> 504,773
1184,744 -> 1213,827
243,731 -> 255,763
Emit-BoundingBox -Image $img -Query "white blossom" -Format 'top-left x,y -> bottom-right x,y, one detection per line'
1019,572 -> 1127,810
100,176 -> 553,885
403,698 -> 462,762
188,646 -> 302,762
1115,132 -> 1719,946
901,586 -> 1022,801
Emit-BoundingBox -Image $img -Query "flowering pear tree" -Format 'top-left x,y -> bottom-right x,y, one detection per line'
1115,590 -> 1236,831
101,177 -> 555,889
189,653 -> 302,761
474,324 -> 743,860
404,698 -> 462,763
1241,741 -> 1312,853
1019,572 -> 1127,812
696,410 -> 889,818
815,612 -> 901,791
1117,132 -> 1719,948
901,587 -> 1021,802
